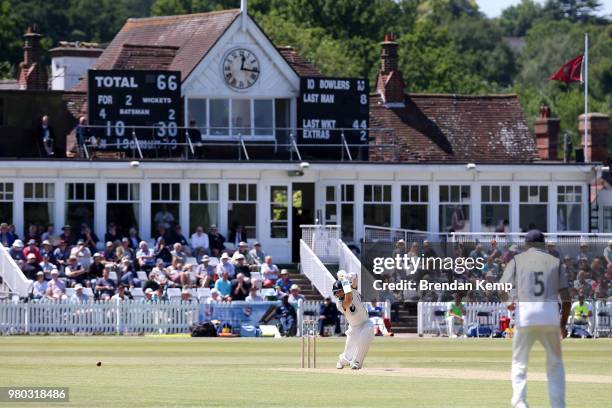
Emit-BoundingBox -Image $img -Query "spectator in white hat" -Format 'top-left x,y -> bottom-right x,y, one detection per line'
8,239 -> 25,264
216,252 -> 235,279
70,284 -> 90,304
288,284 -> 305,303
39,253 -> 56,279
70,239 -> 92,270
196,255 -> 216,288
21,253 -> 43,280
47,269 -> 66,297
31,271 -> 48,299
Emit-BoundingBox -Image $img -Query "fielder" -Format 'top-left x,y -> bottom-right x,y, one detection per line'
333,270 -> 374,370
500,230 -> 571,408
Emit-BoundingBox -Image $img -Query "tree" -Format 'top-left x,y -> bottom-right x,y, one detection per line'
498,0 -> 543,37
0,0 -> 24,77
151,0 -> 188,16
542,0 -> 603,23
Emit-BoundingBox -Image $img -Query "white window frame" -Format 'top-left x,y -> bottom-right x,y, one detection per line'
65,182 -> 96,229
557,185 -> 583,232
0,182 -> 14,225
400,185 -> 428,231
480,185 -> 510,232
228,183 -> 258,238
189,183 -> 220,229
519,185 -> 549,232
438,184 -> 471,232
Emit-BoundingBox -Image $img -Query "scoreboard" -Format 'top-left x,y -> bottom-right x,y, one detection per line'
88,70 -> 182,152
298,77 -> 369,159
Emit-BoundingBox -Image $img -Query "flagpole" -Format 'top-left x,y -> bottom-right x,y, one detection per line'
584,33 -> 589,163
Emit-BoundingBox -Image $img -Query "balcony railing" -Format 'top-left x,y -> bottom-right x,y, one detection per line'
74,125 -> 397,161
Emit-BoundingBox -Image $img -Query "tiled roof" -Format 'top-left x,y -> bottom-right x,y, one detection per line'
369,93 -> 536,163
113,44 -> 178,70
277,46 -> 322,77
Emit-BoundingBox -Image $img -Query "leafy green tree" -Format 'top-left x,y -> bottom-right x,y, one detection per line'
498,0 -> 543,36
0,0 -> 24,77
151,0 -> 189,16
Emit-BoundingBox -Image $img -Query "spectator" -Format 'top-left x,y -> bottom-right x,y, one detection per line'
275,295 -> 296,336
275,269 -> 293,294
70,284 -> 90,303
180,289 -> 193,303
179,264 -> 194,288
21,253 -> 43,280
127,227 -> 141,249
24,225 -> 40,245
229,223 -> 247,246
47,269 -> 66,297
577,242 -> 589,263
469,244 -> 486,260
9,240 -> 25,264
231,273 -> 250,301
574,270 -> 593,298
214,271 -> 232,301
546,241 -> 560,258
59,225 -> 76,246
142,288 -> 155,303
261,256 -> 279,287
446,293 -> 467,338
196,255 -> 216,288
171,243 -> 188,269
96,268 -> 116,300
604,240 -> 612,266
502,244 -> 518,264
318,297 -> 341,336
118,257 -> 140,288
65,256 -> 88,287
39,253 -> 56,279
151,259 -> 168,279
234,254 -> 251,277
111,284 -> 132,302
71,239 -> 92,270
119,238 -> 136,263
104,223 -> 121,244
190,226 -> 210,257
232,241 -> 251,262
168,224 -> 189,251
288,284 -> 305,303
31,271 -> 48,299
78,223 -> 99,253
40,240 -> 55,262
570,292 -> 593,332
40,224 -> 58,246
590,258 -> 604,278
207,288 -> 221,305
208,225 -> 226,256
89,253 -> 106,279
249,242 -> 265,266
137,241 -> 156,271
217,253 -> 235,279
153,204 -> 175,230
143,273 -> 161,294
154,237 -> 173,266
489,240 -> 502,260
23,239 -> 42,263
481,256 -> 500,279
0,222 -> 16,247
52,240 -> 71,271
245,286 -> 263,302
38,115 -> 55,156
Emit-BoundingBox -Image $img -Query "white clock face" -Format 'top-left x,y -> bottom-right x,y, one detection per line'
222,48 -> 260,90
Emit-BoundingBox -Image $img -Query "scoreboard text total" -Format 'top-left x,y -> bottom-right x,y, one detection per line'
88,70 -> 182,150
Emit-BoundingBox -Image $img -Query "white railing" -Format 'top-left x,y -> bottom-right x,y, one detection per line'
0,245 -> 32,297
337,239 -> 362,292
417,302 -> 510,336
300,225 -> 340,262
300,239 -> 336,298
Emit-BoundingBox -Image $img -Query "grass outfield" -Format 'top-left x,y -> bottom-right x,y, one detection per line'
0,336 -> 611,408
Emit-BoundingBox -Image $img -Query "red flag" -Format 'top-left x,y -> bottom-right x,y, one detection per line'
549,55 -> 583,84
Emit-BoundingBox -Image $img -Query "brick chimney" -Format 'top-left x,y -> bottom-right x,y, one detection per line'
579,112 -> 609,163
376,34 -> 405,106
534,105 -> 560,160
17,25 -> 48,90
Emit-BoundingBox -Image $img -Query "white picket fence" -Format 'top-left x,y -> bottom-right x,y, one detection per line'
417,302 -> 510,336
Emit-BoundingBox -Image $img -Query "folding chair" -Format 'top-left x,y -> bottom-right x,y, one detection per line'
131,287 -> 144,300
136,271 -> 148,281
475,311 -> 495,338
595,310 -> 612,338
196,287 -> 211,301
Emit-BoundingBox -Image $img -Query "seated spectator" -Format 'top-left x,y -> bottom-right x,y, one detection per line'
21,253 -> 43,280
318,297 -> 341,336
261,256 -> 279,287
53,240 -> 71,271
214,271 -> 232,301
168,224 -> 190,252
24,224 -> 40,245
275,295 -> 296,336
111,284 -> 132,302
590,258 -> 604,278
31,271 -> 48,299
40,240 -> 55,263
180,289 -> 194,303
65,255 -> 88,287
102,241 -> 116,262
249,242 -> 265,266
9,240 -> 26,265
70,239 -> 92,270
232,241 -> 252,262
39,253 -> 56,279
89,253 -> 106,279
196,255 -> 216,288
190,225 -> 210,257
47,269 -> 66,297
574,270 -> 592,298
127,227 -> 141,249
142,288 -> 156,303
119,258 -> 140,288
154,237 -> 173,266
0,222 -> 16,247
570,292 -> 593,332
481,257 -> 500,279
180,264 -> 195,288
23,239 -> 42,263
70,284 -> 90,303
137,241 -> 156,271
469,244 -> 486,260
78,223 -> 99,253
288,284 -> 305,303
231,273 -> 251,301
167,263 -> 183,286
104,223 -> 121,245
446,294 -> 467,338
143,274 -> 161,293
96,268 -> 116,300
217,253 -> 235,279
229,223 -> 247,247
119,238 -> 136,263
41,224 -> 58,246
275,270 -> 293,295
151,259 -> 168,279
577,242 -> 589,263
59,225 -> 77,246
171,243 -> 188,268
488,240 -> 502,260
234,254 -> 251,277
208,225 -> 226,257
245,286 -> 263,302
207,288 -> 221,305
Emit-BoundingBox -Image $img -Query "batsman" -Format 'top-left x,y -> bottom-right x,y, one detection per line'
332,270 -> 375,370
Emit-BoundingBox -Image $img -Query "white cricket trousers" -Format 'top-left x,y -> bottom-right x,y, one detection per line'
511,325 -> 565,408
339,319 -> 375,368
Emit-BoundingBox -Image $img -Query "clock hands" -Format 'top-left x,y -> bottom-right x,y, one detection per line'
241,67 -> 259,73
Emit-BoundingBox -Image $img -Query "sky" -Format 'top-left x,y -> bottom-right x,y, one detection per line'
475,0 -> 612,18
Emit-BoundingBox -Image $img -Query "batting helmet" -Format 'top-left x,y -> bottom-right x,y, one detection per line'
332,280 -> 344,296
